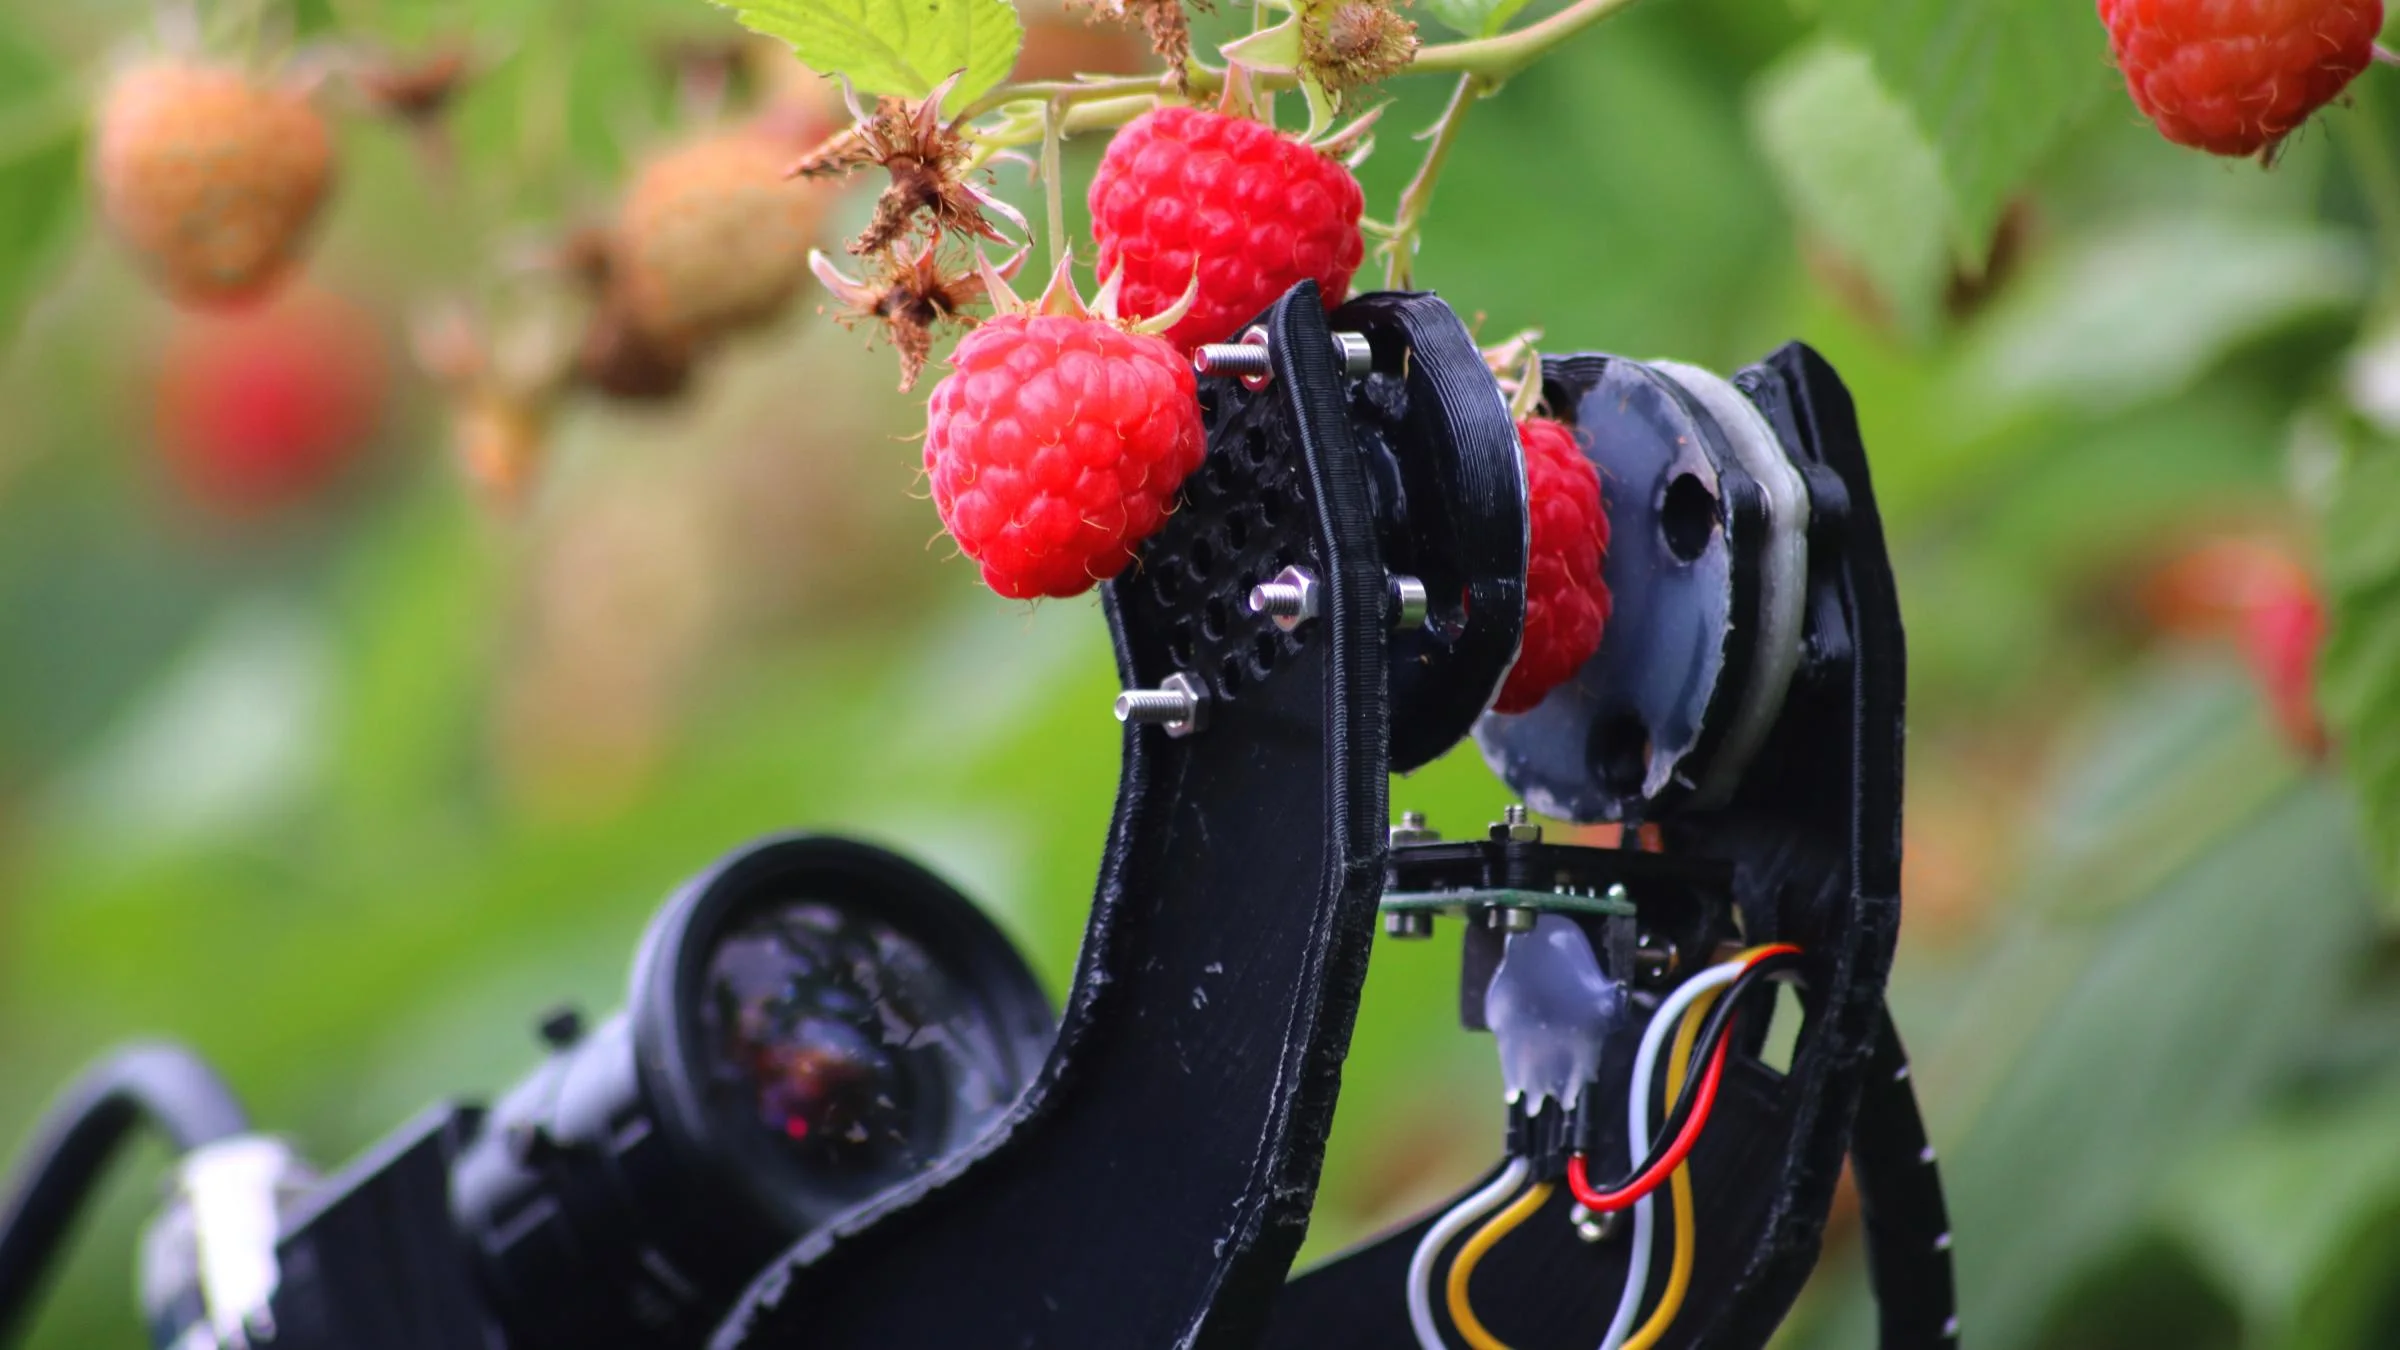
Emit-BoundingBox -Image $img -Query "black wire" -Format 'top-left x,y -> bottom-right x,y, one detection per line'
1580,951 -> 1804,1191
0,1043 -> 248,1344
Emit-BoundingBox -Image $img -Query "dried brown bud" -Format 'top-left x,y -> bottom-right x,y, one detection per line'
812,243 -> 1021,390
791,74 -> 1028,258
1305,0 -> 1418,95
354,47 -> 472,122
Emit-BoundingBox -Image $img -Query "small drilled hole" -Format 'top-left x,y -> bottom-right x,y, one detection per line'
1170,621 -> 1196,669
1154,567 -> 1183,604
1190,534 -> 1218,575
1661,474 -> 1716,563
1202,595 -> 1230,641
1243,428 -> 1268,468
1589,712 -> 1650,796
1219,653 -> 1245,694
1225,513 -> 1249,550
1252,631 -> 1279,676
1259,494 -> 1285,526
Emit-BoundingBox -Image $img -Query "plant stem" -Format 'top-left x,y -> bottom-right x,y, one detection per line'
962,0 -> 1642,130
1381,72 -> 1484,288
1041,100 -> 1067,274
1410,0 -> 1648,80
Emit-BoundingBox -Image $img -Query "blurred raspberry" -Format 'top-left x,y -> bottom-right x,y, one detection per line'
153,288 -> 387,514
95,61 -> 334,307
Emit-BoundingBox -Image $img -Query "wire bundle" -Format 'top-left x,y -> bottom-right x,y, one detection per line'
1406,945 -> 1801,1350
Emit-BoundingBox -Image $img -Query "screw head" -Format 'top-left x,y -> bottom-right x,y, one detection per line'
1487,906 -> 1538,933
1571,1204 -> 1624,1243
1492,804 -> 1542,843
1387,574 -> 1429,630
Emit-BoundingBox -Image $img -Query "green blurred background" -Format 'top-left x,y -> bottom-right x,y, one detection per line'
6,0 -> 2400,1347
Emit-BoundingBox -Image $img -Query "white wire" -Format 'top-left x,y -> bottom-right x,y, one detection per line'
1408,1155 -> 1532,1350
1599,957 -> 1751,1350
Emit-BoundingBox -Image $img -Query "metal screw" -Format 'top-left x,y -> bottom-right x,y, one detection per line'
1486,906 -> 1539,933
1388,574 -> 1429,630
1634,937 -> 1680,984
1389,809 -> 1440,847
1571,1204 -> 1624,1243
1383,910 -> 1434,939
1493,804 -> 1542,844
1193,326 -> 1274,390
1333,330 -> 1373,378
1248,565 -> 1321,632
1114,671 -> 1208,737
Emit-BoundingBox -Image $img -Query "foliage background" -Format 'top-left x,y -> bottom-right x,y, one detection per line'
2,1 -> 2398,1348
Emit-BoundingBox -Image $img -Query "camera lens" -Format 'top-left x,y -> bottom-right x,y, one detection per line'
698,895 -> 1025,1195
450,835 -> 1055,1350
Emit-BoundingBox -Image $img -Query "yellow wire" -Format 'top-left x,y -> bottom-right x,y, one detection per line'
1445,1179 -> 1555,1350
1621,984 -> 1726,1350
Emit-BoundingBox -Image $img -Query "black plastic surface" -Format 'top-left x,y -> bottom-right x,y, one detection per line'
710,283 -> 1404,1350
1263,343 -> 1936,1349
1328,292 -> 1528,771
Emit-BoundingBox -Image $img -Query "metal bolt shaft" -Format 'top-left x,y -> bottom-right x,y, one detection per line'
1247,565 -> 1321,632
1487,906 -> 1538,933
1114,672 -> 1207,737
1193,345 -> 1272,379
1383,910 -> 1434,939
1193,325 -> 1276,390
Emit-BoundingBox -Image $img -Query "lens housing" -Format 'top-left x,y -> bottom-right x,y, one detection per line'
451,835 -> 1053,1349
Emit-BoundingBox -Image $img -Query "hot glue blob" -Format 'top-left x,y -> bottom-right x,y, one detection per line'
1484,914 -> 1626,1115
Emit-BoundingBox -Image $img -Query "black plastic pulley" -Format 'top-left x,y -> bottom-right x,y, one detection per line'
1328,292 -> 1528,772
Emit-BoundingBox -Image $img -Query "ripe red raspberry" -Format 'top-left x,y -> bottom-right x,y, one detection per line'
154,288 -> 388,513
2098,0 -> 2383,157
1494,417 -> 1611,715
95,61 -> 335,307
925,297 -> 1205,599
1089,106 -> 1365,352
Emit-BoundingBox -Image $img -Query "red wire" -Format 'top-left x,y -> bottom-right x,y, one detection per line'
1564,1012 -> 1735,1214
1564,944 -> 1801,1212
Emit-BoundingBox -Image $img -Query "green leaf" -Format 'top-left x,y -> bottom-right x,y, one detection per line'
0,16 -> 85,345
1220,15 -> 1302,75
714,0 -> 1024,113
1951,215 -> 2366,417
1801,667 -> 2380,1350
2316,415 -> 2400,910
1749,40 -> 1952,338
2161,1078 -> 2400,1348
1814,0 -> 2115,254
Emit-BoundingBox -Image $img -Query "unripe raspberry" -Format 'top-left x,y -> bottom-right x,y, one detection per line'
1493,417 -> 1611,715
1089,106 -> 1365,352
925,311 -> 1205,599
2098,0 -> 2383,157
94,61 -> 334,306
618,128 -> 831,346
